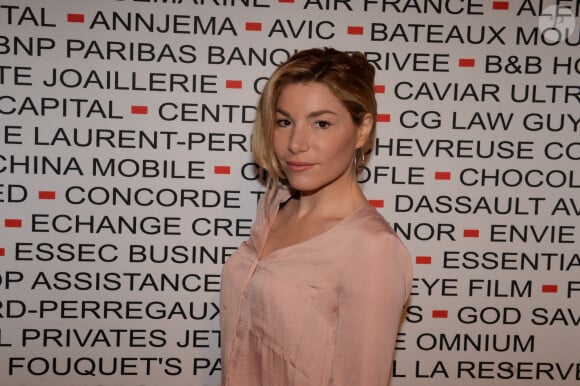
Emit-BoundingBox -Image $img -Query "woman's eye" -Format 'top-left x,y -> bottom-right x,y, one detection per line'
315,120 -> 331,129
276,119 -> 291,127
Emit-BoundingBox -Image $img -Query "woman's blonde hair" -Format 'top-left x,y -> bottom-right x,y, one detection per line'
252,47 -> 377,202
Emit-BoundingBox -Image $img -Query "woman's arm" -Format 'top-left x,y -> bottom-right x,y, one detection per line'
331,232 -> 412,386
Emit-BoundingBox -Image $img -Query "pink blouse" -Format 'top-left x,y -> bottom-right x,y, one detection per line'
220,187 -> 413,386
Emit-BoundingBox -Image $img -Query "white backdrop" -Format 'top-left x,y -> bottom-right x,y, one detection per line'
1,1 -> 578,385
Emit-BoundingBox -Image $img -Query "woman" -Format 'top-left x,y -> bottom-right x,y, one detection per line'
220,47 -> 413,386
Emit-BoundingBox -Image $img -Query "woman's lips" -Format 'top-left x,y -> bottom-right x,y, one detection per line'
286,161 -> 315,172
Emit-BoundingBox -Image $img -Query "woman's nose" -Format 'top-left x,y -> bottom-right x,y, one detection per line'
288,126 -> 309,153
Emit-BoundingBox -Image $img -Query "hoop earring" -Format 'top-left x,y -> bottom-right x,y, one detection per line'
354,149 -> 365,174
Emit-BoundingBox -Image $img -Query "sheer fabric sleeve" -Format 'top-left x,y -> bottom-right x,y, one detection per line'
330,231 -> 412,386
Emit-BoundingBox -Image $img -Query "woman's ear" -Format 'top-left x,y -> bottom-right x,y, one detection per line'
356,113 -> 373,148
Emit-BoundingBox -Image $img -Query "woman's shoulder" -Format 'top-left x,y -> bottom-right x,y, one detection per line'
348,205 -> 399,239
344,206 -> 410,260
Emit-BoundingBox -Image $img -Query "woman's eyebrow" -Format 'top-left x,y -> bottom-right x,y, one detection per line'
275,108 -> 337,119
307,110 -> 337,119
275,108 -> 290,117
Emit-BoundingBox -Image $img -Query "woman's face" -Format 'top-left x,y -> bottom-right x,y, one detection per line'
273,82 -> 371,196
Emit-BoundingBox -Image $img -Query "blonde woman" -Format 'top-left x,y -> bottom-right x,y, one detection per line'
220,47 -> 413,386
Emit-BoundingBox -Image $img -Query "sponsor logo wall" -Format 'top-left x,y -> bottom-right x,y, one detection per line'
0,1 -> 578,385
